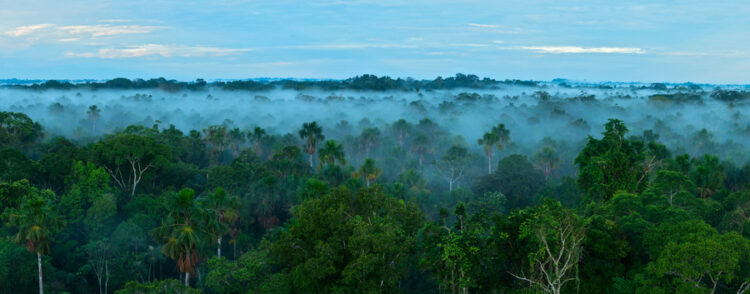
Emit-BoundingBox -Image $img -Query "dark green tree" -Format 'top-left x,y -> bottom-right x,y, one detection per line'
299,121 -> 325,168
92,133 -> 171,197
5,188 -> 64,294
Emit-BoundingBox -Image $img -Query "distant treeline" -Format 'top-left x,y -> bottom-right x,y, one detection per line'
6,74 -> 539,92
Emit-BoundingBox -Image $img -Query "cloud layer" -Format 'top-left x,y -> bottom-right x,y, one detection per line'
520,46 -> 645,54
3,23 -> 163,39
66,44 -> 252,58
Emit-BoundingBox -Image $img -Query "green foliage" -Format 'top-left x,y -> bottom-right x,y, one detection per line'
646,231 -> 750,293
0,148 -> 35,184
0,236 -> 44,292
473,154 -> 545,211
204,249 -> 270,294
0,111 -> 43,149
151,188 -> 209,278
116,279 -> 201,294
299,121 -> 325,167
0,179 -> 33,213
269,186 -> 424,293
576,119 -> 645,202
0,109 -> 748,294
4,187 -> 63,254
92,133 -> 172,196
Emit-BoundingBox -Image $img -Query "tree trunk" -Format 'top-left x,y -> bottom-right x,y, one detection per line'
487,155 -> 492,174
97,273 -> 102,294
37,252 -> 44,294
184,272 -> 189,287
105,260 -> 109,294
309,153 -> 314,168
217,237 -> 222,258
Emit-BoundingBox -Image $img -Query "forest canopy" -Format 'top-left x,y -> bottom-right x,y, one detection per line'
0,75 -> 749,293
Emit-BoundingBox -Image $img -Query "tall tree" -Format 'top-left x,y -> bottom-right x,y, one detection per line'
491,123 -> 510,150
92,133 -> 171,197
151,188 -> 208,287
510,200 -> 584,294
318,139 -> 346,168
391,119 -> 412,147
575,119 -> 644,202
651,169 -> 695,206
649,232 -> 749,294
0,111 -> 43,150
201,187 -> 240,259
478,131 -> 499,175
690,154 -> 726,198
5,189 -> 64,294
247,126 -> 267,158
358,127 -> 381,158
533,147 -> 560,180
227,127 -> 245,158
411,132 -> 432,167
435,145 -> 470,192
477,123 -> 509,175
298,121 -> 325,168
87,105 -> 101,133
354,158 -> 382,187
203,125 -> 229,166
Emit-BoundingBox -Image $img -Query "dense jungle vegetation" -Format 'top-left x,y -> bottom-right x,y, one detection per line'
1,75 -> 749,293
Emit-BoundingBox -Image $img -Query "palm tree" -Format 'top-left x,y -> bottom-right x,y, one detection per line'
248,126 -> 267,158
87,105 -> 101,133
411,132 -> 431,167
391,119 -> 412,147
201,187 -> 240,259
492,123 -> 510,150
358,128 -> 381,158
7,191 -> 64,294
354,158 -> 382,187
151,188 -> 207,287
533,147 -> 560,180
227,128 -> 245,157
478,131 -> 500,174
203,125 -> 228,166
318,140 -> 346,168
299,121 -> 325,168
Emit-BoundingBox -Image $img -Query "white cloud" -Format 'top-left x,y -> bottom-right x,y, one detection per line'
521,46 -> 645,54
66,44 -> 252,58
3,24 -> 55,37
467,23 -> 500,28
58,25 -> 163,37
3,23 -> 163,41
287,43 -> 417,49
467,23 -> 522,34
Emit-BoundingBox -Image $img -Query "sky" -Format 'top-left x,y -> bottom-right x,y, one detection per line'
1,0 -> 749,83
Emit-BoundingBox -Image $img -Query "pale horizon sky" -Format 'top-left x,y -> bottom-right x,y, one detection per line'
1,0 -> 749,83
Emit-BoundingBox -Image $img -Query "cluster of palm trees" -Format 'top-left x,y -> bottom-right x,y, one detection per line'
150,187 -> 239,286
477,123 -> 510,174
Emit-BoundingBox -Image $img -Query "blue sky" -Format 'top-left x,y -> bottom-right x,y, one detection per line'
1,0 -> 749,83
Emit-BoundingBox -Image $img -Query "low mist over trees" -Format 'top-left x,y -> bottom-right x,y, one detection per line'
1,75 -> 750,293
